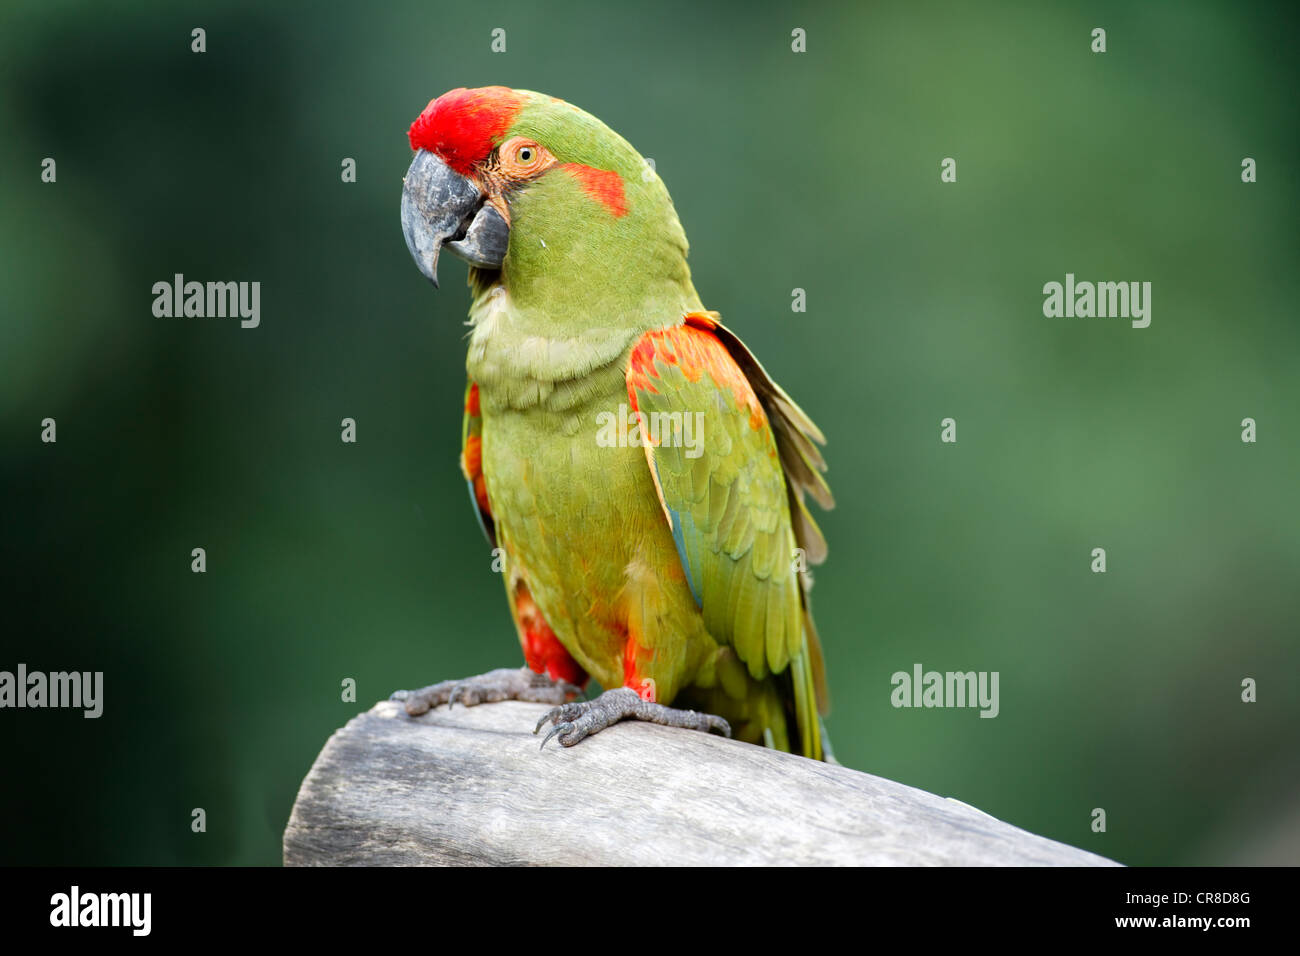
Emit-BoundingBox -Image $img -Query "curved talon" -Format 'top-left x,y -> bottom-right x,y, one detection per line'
534,708 -> 561,735
389,689 -> 410,702
451,681 -> 479,709
540,721 -> 575,750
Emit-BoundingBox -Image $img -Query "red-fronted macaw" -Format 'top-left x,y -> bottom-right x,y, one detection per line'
394,87 -> 834,759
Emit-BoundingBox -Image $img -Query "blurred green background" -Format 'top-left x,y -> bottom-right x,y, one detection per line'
2,0 -> 1297,866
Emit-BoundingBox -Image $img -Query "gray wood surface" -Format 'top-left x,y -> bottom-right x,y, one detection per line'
284,699 -> 1119,866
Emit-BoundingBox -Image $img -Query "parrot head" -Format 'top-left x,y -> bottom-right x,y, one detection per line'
401,87 -> 692,310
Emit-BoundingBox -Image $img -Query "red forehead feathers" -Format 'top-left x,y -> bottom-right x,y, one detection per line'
408,86 -> 527,175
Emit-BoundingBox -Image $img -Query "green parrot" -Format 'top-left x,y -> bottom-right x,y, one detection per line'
394,87 -> 834,760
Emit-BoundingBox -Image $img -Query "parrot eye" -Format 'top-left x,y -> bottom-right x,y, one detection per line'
498,137 -> 551,177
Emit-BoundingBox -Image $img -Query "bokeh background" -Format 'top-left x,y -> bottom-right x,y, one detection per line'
2,0 -> 1297,866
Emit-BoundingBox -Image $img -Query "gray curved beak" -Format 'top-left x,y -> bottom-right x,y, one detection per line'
401,150 -> 509,288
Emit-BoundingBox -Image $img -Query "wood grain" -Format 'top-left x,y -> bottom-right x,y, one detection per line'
283,700 -> 1119,866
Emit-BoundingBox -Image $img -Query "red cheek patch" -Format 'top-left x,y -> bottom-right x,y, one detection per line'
561,163 -> 628,217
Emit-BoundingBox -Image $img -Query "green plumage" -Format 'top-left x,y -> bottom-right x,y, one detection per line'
453,91 -> 833,758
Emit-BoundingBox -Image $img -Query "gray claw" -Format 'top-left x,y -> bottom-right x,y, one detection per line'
529,687 -> 731,751
540,721 -> 575,750
446,682 -> 465,709
534,707 -> 564,735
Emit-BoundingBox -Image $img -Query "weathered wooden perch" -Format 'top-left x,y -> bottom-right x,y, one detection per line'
284,700 -> 1118,866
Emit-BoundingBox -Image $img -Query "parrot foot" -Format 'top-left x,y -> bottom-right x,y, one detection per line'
533,687 -> 731,750
391,667 -> 582,716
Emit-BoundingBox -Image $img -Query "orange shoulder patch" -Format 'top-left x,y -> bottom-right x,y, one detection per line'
626,317 -> 767,430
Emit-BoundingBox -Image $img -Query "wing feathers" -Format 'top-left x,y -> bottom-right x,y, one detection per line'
627,314 -> 833,726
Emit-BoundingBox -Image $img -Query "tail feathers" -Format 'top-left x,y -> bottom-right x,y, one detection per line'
789,650 -> 823,761
785,600 -> 830,761
819,717 -> 839,765
802,598 -> 830,717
